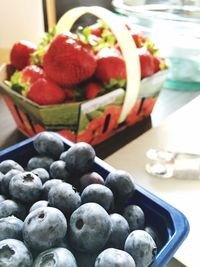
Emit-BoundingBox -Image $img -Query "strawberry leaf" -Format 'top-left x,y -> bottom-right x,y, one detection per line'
9,70 -> 29,96
101,29 -> 116,46
31,26 -> 56,65
40,25 -> 56,47
10,70 -> 21,84
11,84 -> 25,94
82,26 -> 91,40
105,78 -> 126,89
145,39 -> 159,56
77,20 -> 117,52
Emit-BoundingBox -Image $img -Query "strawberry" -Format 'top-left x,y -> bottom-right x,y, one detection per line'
138,48 -> 155,79
85,82 -> 101,100
9,65 -> 44,96
27,78 -> 65,105
10,41 -> 37,70
153,56 -> 161,73
153,56 -> 167,73
95,48 -> 126,84
89,23 -> 103,37
21,65 -> 44,84
43,33 -> 97,86
132,33 -> 146,48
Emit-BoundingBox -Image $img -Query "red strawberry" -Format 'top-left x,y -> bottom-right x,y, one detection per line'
138,48 -> 155,79
10,41 -> 37,70
153,56 -> 167,73
89,23 -> 103,37
85,82 -> 101,100
27,78 -> 65,105
132,33 -> 146,48
43,33 -> 97,86
21,65 -> 44,84
95,48 -> 126,84
153,56 -> 161,73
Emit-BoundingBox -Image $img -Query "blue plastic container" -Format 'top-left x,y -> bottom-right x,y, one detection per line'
0,134 -> 189,267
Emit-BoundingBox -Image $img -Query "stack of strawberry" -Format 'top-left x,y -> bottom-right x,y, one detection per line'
7,20 -> 167,106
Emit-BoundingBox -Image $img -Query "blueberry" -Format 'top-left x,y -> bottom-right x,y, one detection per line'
42,179 -> 64,199
50,160 -> 70,181
27,156 -> 54,171
80,172 -> 105,190
31,168 -> 50,184
106,213 -> 130,249
9,172 -> 42,203
0,160 -> 24,174
1,169 -> 22,196
81,184 -> 113,211
33,247 -> 77,267
0,199 -> 26,220
123,205 -> 145,231
61,142 -> 96,176
0,171 -> 4,192
60,151 -> 68,161
29,200 -> 49,213
0,239 -> 32,267
69,203 -> 111,253
0,195 -> 6,203
0,216 -> 23,241
33,132 -> 65,159
48,182 -> 81,218
105,170 -> 135,205
95,248 -> 136,267
23,207 -> 67,251
124,230 -> 157,267
145,225 -> 163,251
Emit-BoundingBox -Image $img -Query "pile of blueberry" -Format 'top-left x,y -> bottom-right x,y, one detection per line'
0,132 -> 160,267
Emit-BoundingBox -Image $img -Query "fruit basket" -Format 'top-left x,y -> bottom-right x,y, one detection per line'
0,132 -> 189,266
0,6 -> 168,145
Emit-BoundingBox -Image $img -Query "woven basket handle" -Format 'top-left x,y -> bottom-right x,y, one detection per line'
56,6 -> 141,123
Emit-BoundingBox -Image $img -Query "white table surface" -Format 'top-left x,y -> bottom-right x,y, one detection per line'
105,95 -> 200,267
